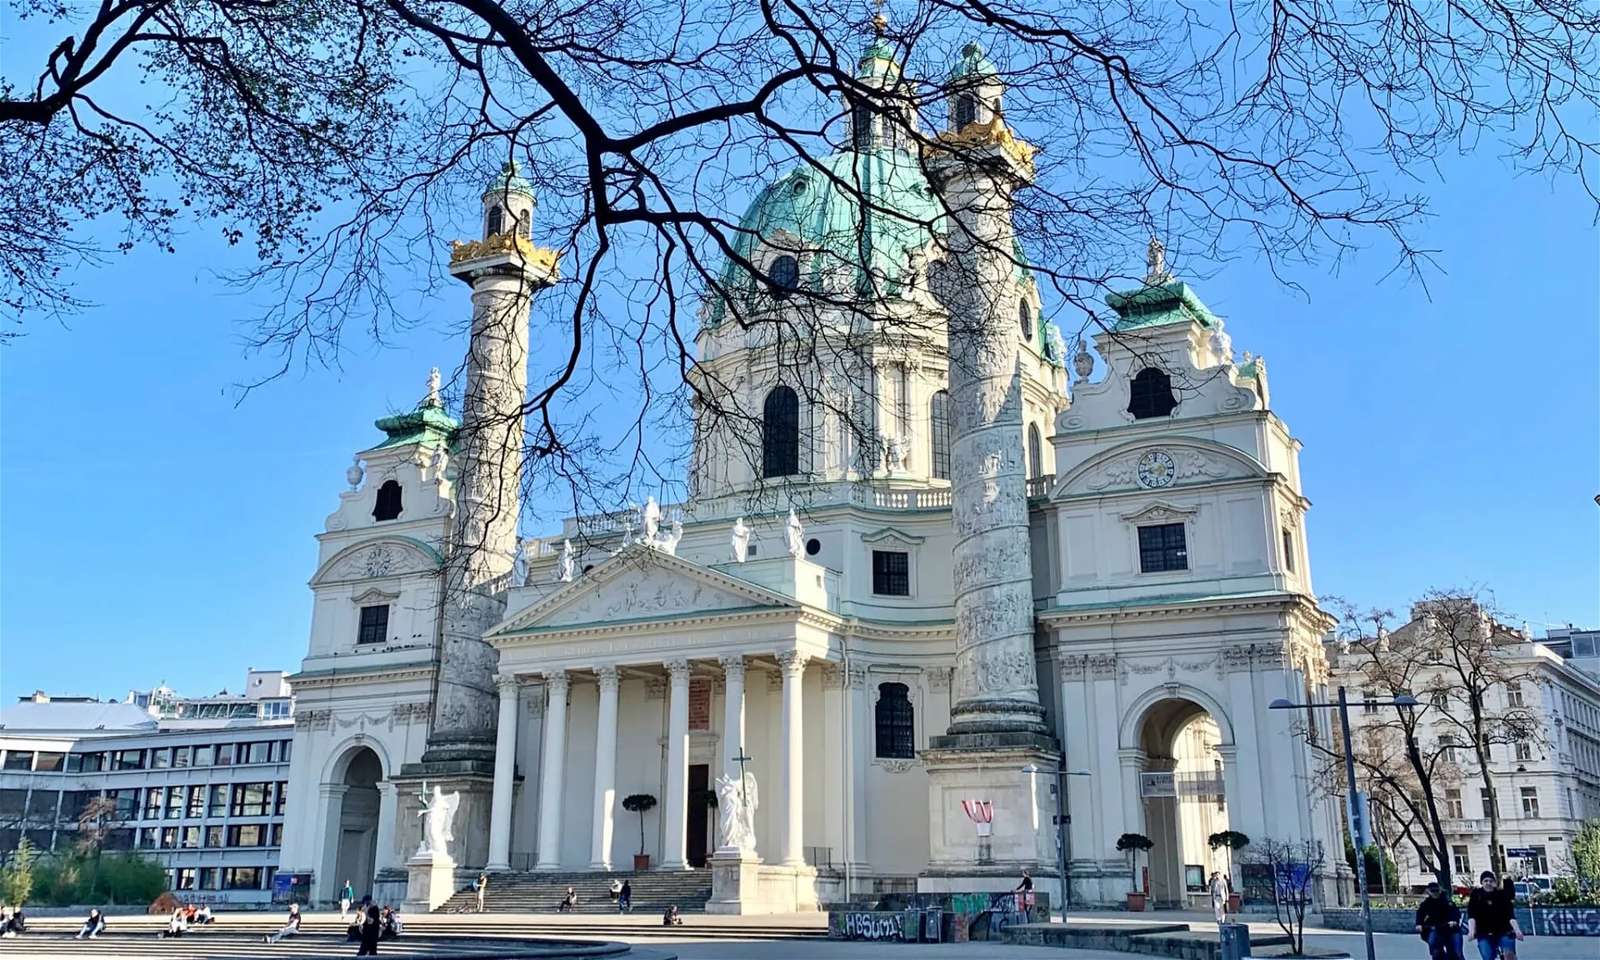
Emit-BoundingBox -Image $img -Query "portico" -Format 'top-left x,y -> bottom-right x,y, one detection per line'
481,545 -> 838,886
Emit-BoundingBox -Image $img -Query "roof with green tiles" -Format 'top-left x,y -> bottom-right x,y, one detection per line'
372,397 -> 458,449
1105,278 -> 1219,331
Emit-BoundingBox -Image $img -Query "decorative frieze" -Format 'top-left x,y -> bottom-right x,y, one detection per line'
1089,654 -> 1118,680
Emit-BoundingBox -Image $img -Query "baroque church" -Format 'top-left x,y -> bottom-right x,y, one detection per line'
278,31 -> 1345,912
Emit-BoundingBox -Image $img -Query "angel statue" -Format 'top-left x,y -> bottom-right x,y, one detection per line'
785,508 -> 804,558
730,516 -> 751,563
414,782 -> 461,860
640,496 -> 662,544
714,771 -> 759,853
558,538 -> 575,582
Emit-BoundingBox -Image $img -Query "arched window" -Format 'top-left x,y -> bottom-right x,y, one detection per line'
875,683 -> 915,759
372,480 -> 403,522
851,100 -> 873,150
929,390 -> 951,480
955,94 -> 978,128
769,255 -> 800,299
485,205 -> 504,236
1027,424 -> 1043,480
1018,299 -> 1033,341
761,385 -> 800,478
1128,367 -> 1178,420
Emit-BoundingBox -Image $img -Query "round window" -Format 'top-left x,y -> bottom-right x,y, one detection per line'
805,538 -> 821,556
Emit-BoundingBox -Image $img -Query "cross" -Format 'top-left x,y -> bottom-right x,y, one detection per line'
732,748 -> 753,808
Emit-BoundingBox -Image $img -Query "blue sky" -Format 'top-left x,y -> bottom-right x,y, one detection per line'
2,55 -> 1597,705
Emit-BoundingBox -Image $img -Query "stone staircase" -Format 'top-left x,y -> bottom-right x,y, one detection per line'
438,868 -> 713,915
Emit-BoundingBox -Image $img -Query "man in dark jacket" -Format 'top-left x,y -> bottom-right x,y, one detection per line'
1416,882 -> 1462,960
1465,872 -> 1523,960
357,904 -> 382,956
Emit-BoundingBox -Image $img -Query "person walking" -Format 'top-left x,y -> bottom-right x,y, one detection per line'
1209,870 -> 1232,925
618,880 -> 632,914
476,872 -> 489,913
1416,881 -> 1463,960
356,904 -> 382,956
1466,872 -> 1523,960
340,879 -> 355,922
1014,869 -> 1035,913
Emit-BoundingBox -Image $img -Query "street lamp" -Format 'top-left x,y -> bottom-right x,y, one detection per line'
1023,761 -> 1093,916
1270,687 -> 1418,960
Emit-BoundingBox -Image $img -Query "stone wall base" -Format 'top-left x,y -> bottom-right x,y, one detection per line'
705,850 -> 820,914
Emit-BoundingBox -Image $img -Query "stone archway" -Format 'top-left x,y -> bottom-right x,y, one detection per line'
1133,697 -> 1231,909
327,746 -> 383,900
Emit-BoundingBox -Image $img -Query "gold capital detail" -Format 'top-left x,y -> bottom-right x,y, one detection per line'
449,231 -> 560,272
926,117 -> 1036,175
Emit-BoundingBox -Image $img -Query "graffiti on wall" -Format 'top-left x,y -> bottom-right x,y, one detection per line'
831,912 -> 904,941
1530,907 -> 1600,937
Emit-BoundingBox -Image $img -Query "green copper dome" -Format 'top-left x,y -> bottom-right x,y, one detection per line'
949,41 -> 998,80
483,160 -> 535,200
708,146 -> 945,323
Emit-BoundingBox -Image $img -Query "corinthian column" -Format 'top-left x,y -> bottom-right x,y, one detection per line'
589,666 -> 620,869
534,670 -> 569,870
661,659 -> 692,870
486,675 -> 520,869
929,132 -> 1049,738
777,650 -> 808,866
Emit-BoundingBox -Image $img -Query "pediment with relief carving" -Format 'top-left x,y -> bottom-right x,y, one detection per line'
492,545 -> 798,635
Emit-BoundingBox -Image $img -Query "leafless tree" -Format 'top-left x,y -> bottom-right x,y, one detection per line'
3,0 -> 1597,525
1244,835 -> 1326,954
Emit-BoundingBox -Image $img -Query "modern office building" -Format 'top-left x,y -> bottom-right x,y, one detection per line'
0,671 -> 294,905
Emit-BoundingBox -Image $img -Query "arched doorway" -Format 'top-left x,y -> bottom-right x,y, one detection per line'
1135,698 -> 1230,909
332,747 -> 382,899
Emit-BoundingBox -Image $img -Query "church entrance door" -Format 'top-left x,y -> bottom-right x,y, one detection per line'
1134,698 -> 1230,909
687,764 -> 709,867
332,747 -> 383,900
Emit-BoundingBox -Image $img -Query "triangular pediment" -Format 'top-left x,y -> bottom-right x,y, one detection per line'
491,544 -> 799,635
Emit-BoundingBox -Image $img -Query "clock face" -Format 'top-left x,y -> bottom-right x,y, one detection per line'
1137,450 -> 1176,488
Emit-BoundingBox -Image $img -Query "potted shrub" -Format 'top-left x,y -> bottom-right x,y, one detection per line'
1208,830 -> 1250,912
622,794 -> 658,870
1116,833 -> 1155,911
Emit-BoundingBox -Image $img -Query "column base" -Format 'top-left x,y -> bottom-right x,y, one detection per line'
706,850 -> 819,914
921,737 -> 1060,879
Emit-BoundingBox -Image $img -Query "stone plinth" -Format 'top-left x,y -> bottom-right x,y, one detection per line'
389,772 -> 495,871
706,848 -> 819,914
403,851 -> 459,914
920,738 -> 1061,897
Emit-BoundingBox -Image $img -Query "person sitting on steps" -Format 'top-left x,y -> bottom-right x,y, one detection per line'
662,904 -> 683,926
74,909 -> 106,940
557,887 -> 578,913
262,902 -> 302,944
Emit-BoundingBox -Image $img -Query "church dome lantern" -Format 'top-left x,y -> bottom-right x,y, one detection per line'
480,159 -> 536,241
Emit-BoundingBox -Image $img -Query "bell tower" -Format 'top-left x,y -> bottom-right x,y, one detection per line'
397,161 -> 559,868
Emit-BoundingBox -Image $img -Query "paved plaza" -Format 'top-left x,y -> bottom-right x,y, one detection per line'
2,910 -> 1595,960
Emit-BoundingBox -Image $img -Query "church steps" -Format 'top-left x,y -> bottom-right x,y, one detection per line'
438,869 -> 713,915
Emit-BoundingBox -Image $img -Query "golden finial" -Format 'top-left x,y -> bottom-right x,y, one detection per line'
872,0 -> 889,35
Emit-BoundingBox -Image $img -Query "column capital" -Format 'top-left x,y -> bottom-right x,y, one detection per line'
665,658 -> 692,682
543,669 -> 569,696
718,655 -> 747,682
776,650 -> 809,676
494,673 -> 521,694
595,664 -> 620,690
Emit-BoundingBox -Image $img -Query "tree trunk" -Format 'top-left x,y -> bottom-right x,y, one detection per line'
1404,731 -> 1453,888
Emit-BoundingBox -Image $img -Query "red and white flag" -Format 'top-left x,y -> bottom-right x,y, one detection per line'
961,799 -> 993,824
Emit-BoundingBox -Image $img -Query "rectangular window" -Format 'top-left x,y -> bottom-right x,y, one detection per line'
63,753 -> 84,773
192,745 -> 213,767
243,741 -> 270,765
173,746 -> 191,768
181,826 -> 200,848
275,781 -> 288,816
1445,788 -> 1463,818
1508,684 -> 1525,708
207,785 -> 228,818
114,749 -> 144,771
151,747 -> 171,769
160,826 -> 178,848
1515,741 -> 1533,762
198,867 -> 218,891
175,867 -> 196,891
222,866 -> 263,890
871,550 -> 910,596
81,753 -> 104,773
227,824 -> 266,847
1281,528 -> 1296,572
34,752 -> 65,773
144,787 -> 164,820
109,789 -> 139,819
1520,787 -> 1540,817
230,782 -> 269,817
1480,787 -> 1496,817
3,751 -> 33,771
187,786 -> 205,818
165,787 -> 185,819
139,826 -> 159,849
1452,845 -> 1471,875
271,823 -> 284,846
214,743 -> 232,767
1137,523 -> 1188,573
357,604 -> 390,644
1360,690 -> 1378,714
278,740 -> 292,763
205,826 -> 225,849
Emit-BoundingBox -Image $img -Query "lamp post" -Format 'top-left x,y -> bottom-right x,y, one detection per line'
1270,686 -> 1417,960
1023,761 -> 1092,917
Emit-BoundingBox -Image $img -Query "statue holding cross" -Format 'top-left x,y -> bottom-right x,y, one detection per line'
715,748 -> 759,854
